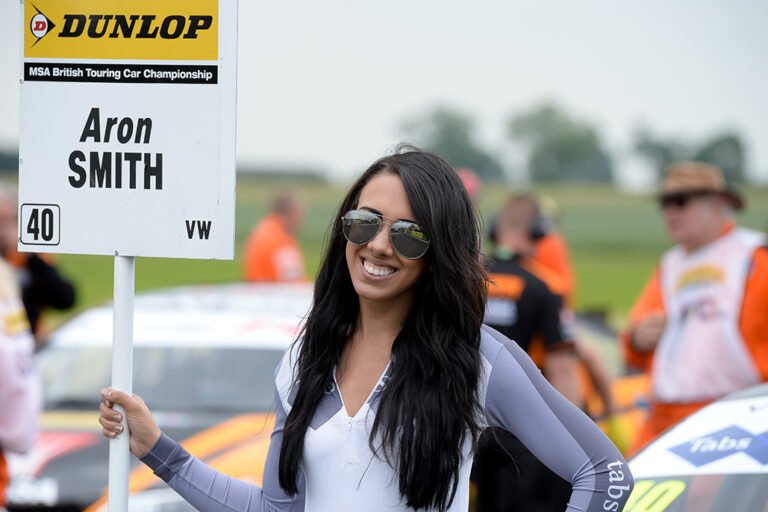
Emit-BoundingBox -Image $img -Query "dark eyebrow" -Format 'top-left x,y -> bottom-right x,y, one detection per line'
359,206 -> 382,216
359,206 -> 419,225
358,206 -> 421,226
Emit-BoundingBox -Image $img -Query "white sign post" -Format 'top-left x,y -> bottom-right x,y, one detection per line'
18,1 -> 238,510
109,255 -> 134,511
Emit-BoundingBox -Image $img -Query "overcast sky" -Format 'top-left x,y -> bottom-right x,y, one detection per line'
2,1 -> 767,184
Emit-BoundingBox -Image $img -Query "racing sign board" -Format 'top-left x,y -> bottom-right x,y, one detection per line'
18,0 -> 237,259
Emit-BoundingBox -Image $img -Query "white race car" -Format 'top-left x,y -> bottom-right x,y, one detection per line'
627,383 -> 768,511
7,282 -> 313,511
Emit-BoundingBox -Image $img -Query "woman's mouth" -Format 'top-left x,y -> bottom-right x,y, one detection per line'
363,258 -> 397,277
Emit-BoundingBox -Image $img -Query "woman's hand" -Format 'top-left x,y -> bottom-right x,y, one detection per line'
98,387 -> 162,459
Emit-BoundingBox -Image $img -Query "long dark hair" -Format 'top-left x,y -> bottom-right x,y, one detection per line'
278,146 -> 488,510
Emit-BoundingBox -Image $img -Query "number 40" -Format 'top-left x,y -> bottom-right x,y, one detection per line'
26,207 -> 55,242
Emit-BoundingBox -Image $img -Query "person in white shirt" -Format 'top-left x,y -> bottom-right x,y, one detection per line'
0,258 -> 41,509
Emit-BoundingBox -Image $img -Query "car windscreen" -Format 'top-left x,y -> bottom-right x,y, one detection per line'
38,345 -> 286,413
627,474 -> 768,511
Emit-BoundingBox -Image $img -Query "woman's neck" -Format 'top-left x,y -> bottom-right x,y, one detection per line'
352,293 -> 413,353
336,297 -> 410,381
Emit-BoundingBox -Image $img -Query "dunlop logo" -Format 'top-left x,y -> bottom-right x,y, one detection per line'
58,14 -> 213,40
24,0 -> 218,61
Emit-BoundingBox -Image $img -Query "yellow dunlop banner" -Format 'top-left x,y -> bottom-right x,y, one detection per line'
24,0 -> 218,61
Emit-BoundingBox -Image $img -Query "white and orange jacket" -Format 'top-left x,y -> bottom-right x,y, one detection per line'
0,260 -> 42,506
622,224 -> 768,451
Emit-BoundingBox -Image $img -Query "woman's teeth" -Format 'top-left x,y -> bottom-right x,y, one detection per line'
364,259 -> 396,277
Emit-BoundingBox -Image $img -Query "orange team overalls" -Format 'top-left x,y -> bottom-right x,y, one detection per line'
534,232 -> 576,307
243,214 -> 306,282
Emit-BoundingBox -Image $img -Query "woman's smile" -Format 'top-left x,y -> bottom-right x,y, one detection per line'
361,257 -> 398,278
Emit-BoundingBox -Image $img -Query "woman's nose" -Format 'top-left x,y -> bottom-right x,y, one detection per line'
367,224 -> 394,256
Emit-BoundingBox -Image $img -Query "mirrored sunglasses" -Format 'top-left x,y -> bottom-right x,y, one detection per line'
341,209 -> 430,260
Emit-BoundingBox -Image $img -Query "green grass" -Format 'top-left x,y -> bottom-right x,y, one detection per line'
42,178 -> 768,332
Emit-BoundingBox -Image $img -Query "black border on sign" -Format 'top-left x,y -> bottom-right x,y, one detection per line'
23,63 -> 219,84
19,203 -> 61,246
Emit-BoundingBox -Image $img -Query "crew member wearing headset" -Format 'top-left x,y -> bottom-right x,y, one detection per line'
474,193 -> 580,512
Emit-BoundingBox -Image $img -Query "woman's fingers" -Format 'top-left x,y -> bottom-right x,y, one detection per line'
98,400 -> 124,438
98,409 -> 122,429
101,424 -> 124,438
99,388 -> 128,440
99,399 -> 122,421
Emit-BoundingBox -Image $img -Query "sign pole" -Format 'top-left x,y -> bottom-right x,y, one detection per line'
108,255 -> 135,512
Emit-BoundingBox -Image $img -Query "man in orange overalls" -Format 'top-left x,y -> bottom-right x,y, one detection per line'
622,162 -> 768,454
243,192 -> 306,282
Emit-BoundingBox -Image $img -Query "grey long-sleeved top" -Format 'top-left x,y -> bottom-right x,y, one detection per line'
141,325 -> 633,511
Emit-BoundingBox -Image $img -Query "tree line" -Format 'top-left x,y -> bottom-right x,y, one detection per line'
401,103 -> 749,185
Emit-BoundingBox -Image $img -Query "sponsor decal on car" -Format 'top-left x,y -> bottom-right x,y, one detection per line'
630,393 -> 768,478
5,476 -> 59,507
668,426 -> 768,467
624,479 -> 687,512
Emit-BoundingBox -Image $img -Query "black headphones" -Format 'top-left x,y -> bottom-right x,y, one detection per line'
528,208 -> 551,241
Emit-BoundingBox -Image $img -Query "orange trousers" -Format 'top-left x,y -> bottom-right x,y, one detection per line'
0,451 -> 6,507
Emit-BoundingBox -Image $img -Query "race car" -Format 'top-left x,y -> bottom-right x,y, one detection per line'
626,382 -> 768,511
6,282 -> 313,511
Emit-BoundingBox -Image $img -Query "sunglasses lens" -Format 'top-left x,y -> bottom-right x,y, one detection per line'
391,221 -> 430,259
660,194 -> 689,209
342,210 -> 381,244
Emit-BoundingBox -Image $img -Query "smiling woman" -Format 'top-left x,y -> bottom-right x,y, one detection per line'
97,145 -> 634,512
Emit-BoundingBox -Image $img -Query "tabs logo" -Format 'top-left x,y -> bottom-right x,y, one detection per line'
669,426 -> 768,467
29,5 -> 56,45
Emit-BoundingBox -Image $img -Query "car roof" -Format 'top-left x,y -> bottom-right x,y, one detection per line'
630,382 -> 768,478
48,283 -> 313,350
